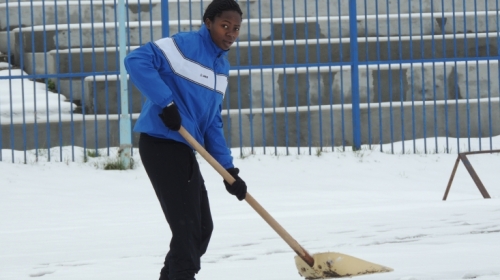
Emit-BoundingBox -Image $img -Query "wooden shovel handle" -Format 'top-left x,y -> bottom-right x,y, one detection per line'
178,126 -> 314,267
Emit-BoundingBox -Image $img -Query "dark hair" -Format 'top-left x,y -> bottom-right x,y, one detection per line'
202,0 -> 243,23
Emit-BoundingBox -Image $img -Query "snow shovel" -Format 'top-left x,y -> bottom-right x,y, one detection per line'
178,126 -> 393,279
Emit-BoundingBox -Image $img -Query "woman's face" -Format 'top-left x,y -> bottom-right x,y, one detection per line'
205,10 -> 242,50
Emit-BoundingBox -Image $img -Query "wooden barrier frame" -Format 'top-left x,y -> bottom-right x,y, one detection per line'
443,150 -> 500,200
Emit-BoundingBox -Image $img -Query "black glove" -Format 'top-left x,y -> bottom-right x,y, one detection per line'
158,102 -> 181,131
224,168 -> 247,201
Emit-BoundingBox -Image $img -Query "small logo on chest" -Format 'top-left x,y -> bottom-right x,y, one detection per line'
200,74 -> 209,79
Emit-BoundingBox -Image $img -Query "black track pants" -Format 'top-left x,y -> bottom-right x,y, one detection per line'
139,133 -> 213,280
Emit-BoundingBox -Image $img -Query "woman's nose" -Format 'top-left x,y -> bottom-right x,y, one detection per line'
226,30 -> 237,39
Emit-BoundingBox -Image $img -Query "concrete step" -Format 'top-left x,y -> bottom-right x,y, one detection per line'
350,11 -> 500,37
1,21 -> 181,65
83,75 -> 146,115
0,52 -> 10,63
4,19 -> 323,63
7,16 -> 334,51
1,0 -> 159,31
0,0 -> 234,31
77,60 -> 499,115
0,0 -> 342,33
2,97 -> 498,150
0,112 -> 141,150
16,30 -> 499,110
8,19 -> 322,74
51,46 -> 127,75
229,32 -> 500,66
52,75 -> 145,115
242,0 -> 500,18
241,11 -> 500,39
223,98 -> 500,148
224,61 -> 500,110
21,31 -> 499,77
5,9 -> 498,67
1,0 -> 498,17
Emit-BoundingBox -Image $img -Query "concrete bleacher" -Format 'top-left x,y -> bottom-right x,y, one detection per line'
82,27 -> 499,114
1,0 -> 499,149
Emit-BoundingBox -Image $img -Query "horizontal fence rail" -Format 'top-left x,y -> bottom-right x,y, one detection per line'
0,0 -> 499,162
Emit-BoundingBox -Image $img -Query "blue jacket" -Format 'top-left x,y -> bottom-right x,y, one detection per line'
125,24 -> 234,169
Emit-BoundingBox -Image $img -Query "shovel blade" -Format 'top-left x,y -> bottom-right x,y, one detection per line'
295,252 -> 393,279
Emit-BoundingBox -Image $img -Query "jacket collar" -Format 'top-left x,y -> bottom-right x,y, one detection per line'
199,24 -> 229,57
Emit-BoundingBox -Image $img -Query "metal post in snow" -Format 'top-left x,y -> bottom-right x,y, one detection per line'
349,0 -> 362,150
118,0 -> 132,168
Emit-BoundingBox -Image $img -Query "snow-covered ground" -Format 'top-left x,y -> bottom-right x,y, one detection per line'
1,138 -> 500,280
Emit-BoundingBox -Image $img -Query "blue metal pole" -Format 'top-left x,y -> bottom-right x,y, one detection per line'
363,0 -> 372,148
349,0 -> 361,150
246,0 -> 254,153
118,0 -> 132,168
270,0 -> 278,155
375,0 -> 383,152
340,1 -> 347,151
258,0 -> 266,154
327,0 -> 334,150
162,0 -> 170,37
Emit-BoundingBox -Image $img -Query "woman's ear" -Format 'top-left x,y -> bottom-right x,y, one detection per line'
204,18 -> 212,29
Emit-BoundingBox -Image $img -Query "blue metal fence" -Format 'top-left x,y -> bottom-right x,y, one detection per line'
0,0 -> 499,163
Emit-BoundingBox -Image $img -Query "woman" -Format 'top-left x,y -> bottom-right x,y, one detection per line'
124,1 -> 247,279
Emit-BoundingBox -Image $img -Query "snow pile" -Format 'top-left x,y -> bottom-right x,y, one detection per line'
0,69 -> 75,122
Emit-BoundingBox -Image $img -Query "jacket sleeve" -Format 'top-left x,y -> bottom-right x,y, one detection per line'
204,104 -> 234,169
124,42 -> 173,108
